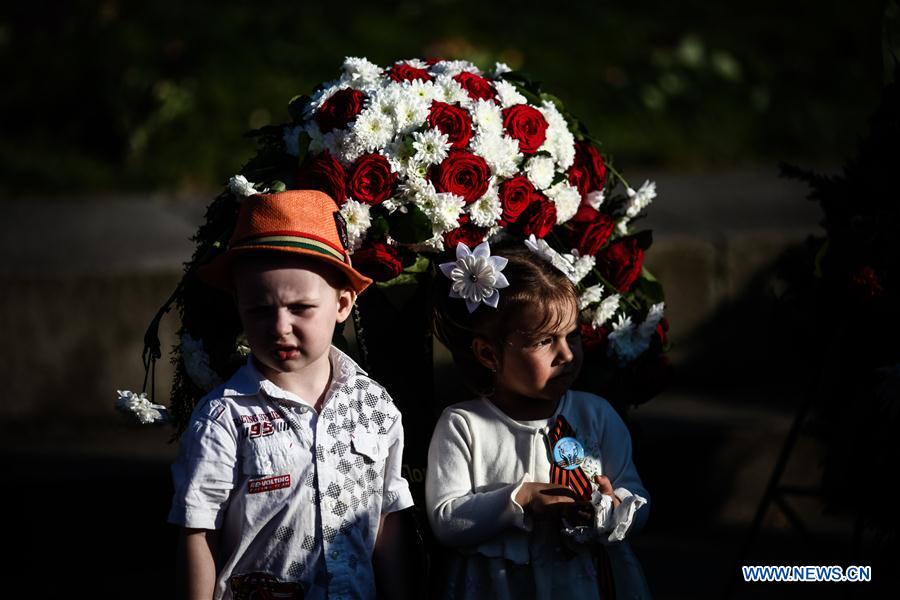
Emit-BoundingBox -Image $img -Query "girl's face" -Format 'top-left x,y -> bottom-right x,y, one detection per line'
494,299 -> 583,404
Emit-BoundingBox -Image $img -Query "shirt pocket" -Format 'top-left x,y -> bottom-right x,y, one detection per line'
242,436 -> 296,476
350,429 -> 387,464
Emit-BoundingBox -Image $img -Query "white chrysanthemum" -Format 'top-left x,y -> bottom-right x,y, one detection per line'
470,132 -> 522,178
430,60 -> 480,78
639,302 -> 665,338
468,187 -> 502,228
339,198 -> 372,250
471,99 -> 503,136
525,155 -> 556,190
608,304 -> 662,362
404,79 -> 438,104
524,235 -> 594,284
615,219 -> 630,237
433,74 -> 471,107
352,108 -> 395,152
438,241 -> 510,313
587,189 -> 606,210
524,234 -> 560,263
537,100 -> 576,171
406,234 -> 446,253
228,175 -> 259,197
412,128 -> 451,166
397,172 -> 436,203
319,130 -> 364,166
305,80 -> 348,115
402,58 -> 430,70
181,334 -> 223,392
421,192 -> 466,234
493,62 -> 513,77
566,252 -> 596,284
342,56 -> 383,89
592,294 -> 621,328
494,79 -> 526,108
545,181 -> 582,224
283,125 -> 303,157
625,180 -> 657,218
115,390 -> 168,425
381,197 -> 406,214
394,95 -> 431,133
579,283 -> 605,310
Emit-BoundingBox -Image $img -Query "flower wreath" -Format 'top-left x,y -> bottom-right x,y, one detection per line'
120,57 -> 670,431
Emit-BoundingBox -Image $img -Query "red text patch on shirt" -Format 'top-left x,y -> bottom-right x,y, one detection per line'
248,474 -> 291,494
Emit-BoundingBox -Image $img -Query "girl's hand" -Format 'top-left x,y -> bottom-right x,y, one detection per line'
515,482 -> 591,519
593,475 -> 621,510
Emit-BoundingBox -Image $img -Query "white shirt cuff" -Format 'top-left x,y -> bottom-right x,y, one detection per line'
606,487 -> 648,542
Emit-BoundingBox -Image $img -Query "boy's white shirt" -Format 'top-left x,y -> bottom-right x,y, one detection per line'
168,346 -> 413,600
426,389 -> 649,562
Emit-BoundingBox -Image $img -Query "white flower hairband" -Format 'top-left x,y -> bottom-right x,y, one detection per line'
439,241 -> 510,313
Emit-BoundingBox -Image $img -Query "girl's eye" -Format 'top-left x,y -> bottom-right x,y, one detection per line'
289,304 -> 313,313
534,337 -> 553,347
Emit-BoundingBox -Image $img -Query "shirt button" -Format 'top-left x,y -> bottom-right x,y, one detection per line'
331,550 -> 339,559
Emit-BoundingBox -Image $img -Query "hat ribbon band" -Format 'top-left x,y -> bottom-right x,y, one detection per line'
232,234 -> 348,263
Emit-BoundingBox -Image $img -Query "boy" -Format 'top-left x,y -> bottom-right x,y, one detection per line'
168,190 -> 416,599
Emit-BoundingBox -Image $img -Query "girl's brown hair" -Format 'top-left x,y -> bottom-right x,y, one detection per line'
432,242 -> 579,395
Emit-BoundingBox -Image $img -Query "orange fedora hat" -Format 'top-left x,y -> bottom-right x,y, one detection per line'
197,189 -> 372,294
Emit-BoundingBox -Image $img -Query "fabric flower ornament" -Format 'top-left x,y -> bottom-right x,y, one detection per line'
439,241 -> 509,313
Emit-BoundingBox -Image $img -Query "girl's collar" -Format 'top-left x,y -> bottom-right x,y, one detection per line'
479,390 -> 569,432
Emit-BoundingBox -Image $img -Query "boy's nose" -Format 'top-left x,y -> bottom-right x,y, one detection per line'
272,309 -> 293,337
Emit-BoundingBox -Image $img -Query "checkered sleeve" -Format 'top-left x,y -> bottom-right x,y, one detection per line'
167,399 -> 239,529
380,399 -> 414,515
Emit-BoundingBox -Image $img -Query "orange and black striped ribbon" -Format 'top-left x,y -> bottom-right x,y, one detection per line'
548,415 -> 617,599
547,414 -> 593,501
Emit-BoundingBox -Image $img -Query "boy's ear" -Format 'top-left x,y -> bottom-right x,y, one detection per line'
335,288 -> 356,324
471,337 -> 500,371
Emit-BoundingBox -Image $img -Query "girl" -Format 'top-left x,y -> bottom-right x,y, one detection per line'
426,240 -> 651,599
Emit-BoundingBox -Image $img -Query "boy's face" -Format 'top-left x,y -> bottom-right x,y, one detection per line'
233,254 -> 355,380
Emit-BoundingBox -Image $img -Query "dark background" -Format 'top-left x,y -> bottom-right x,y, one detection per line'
2,1 -> 896,598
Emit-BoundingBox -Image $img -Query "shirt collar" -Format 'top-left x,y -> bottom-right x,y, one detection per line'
220,345 -> 367,406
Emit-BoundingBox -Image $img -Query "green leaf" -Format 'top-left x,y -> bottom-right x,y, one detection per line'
404,255 -> 431,274
539,92 -> 566,111
368,216 -> 390,242
376,273 -> 418,289
387,205 -> 432,244
632,274 -> 666,305
268,180 -> 286,192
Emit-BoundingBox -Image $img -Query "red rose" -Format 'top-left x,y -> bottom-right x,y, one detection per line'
568,142 -> 607,199
387,63 -> 433,83
295,151 -> 347,203
567,211 -> 615,256
427,101 -> 473,149
502,104 -> 548,154
595,236 -> 645,292
430,149 -> 490,204
347,153 -> 397,205
518,195 -> 557,238
351,241 -> 402,282
315,88 -> 365,133
442,218 -> 488,250
453,72 -> 497,102
497,176 -> 537,225
580,323 -> 610,351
